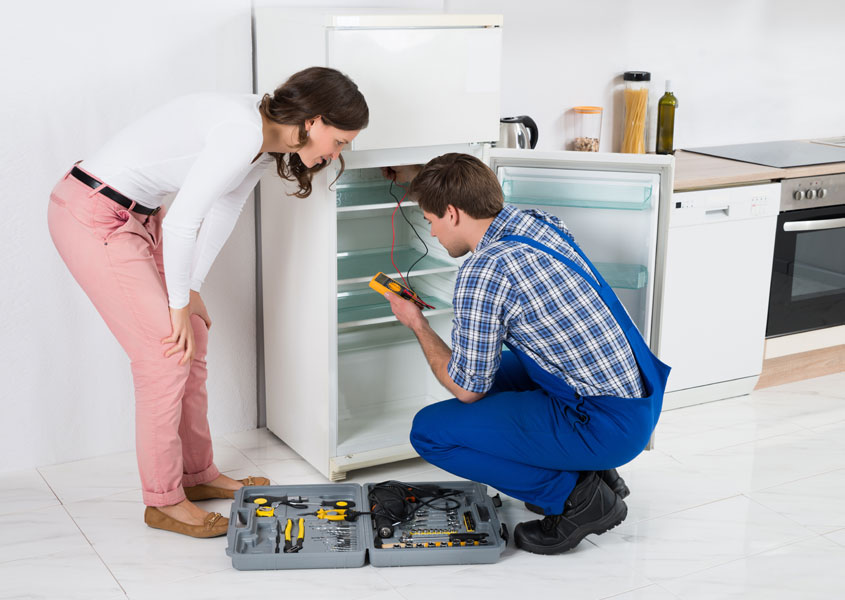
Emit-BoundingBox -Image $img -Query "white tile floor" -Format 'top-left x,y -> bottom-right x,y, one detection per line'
3,371 -> 845,600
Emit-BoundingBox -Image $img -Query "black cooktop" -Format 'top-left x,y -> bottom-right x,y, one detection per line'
684,140 -> 845,168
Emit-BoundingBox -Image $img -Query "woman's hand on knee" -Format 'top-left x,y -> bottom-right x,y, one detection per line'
162,305 -> 195,365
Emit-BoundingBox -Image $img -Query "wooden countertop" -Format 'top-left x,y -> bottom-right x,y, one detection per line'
673,149 -> 845,192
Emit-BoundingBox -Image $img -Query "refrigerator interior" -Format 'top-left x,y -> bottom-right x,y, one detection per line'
333,167 -> 461,455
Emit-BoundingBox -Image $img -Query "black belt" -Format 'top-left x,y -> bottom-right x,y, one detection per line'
70,167 -> 160,216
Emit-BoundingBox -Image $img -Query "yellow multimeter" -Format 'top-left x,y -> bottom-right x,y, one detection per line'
369,272 -> 435,310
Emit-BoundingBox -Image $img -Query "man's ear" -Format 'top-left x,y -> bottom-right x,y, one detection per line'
446,204 -> 459,224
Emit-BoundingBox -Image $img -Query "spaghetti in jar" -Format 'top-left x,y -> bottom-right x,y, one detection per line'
621,71 -> 650,154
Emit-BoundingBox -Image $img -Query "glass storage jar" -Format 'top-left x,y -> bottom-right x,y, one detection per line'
621,71 -> 650,154
573,106 -> 602,152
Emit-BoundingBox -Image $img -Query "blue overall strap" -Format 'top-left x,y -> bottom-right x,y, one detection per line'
500,235 -> 603,294
499,232 -> 641,343
499,227 -> 671,412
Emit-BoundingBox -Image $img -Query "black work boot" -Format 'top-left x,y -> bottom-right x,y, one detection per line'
524,468 -> 629,514
514,472 -> 627,555
599,468 -> 630,499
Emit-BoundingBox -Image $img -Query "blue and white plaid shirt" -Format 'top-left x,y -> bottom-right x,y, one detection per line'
447,204 -> 645,399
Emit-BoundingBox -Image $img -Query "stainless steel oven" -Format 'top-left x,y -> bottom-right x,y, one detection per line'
767,173 -> 845,337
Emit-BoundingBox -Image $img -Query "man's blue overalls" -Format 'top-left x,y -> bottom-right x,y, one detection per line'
410,220 -> 671,515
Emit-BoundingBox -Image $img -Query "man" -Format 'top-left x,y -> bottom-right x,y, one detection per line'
384,153 -> 669,555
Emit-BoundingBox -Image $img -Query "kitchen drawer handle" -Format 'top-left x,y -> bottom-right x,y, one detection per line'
783,217 -> 845,232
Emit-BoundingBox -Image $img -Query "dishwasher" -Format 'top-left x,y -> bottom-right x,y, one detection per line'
657,182 -> 781,409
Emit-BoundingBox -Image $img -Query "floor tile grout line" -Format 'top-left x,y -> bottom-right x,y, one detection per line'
599,581 -> 681,599
743,465 -> 845,494
662,426 -> 829,460
391,585 -> 414,600
823,530 -> 845,550
662,421 -> 812,452
659,455 -> 845,491
35,466 -> 65,506
644,529 -> 825,588
369,566 -> 419,599
739,492 -> 829,535
620,476 -> 844,530
652,581 -> 683,599
60,502 -> 129,597
608,493 -> 746,527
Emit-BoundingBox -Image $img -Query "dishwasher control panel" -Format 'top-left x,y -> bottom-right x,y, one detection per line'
670,183 -> 780,227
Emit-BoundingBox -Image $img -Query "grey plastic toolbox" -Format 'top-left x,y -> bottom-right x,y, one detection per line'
225,480 -> 508,570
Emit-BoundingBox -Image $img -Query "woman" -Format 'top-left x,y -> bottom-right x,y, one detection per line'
48,67 -> 368,538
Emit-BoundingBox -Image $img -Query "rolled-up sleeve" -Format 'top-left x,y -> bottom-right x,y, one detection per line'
447,255 -> 514,394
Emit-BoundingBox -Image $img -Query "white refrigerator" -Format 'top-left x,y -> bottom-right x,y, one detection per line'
254,10 -> 674,480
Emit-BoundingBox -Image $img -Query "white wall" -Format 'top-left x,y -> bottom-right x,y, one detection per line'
4,0 -> 844,475
0,0 -> 256,474
446,0 -> 845,152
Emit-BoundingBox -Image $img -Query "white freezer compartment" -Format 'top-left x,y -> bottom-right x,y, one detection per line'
327,24 -> 501,151
497,166 -> 660,341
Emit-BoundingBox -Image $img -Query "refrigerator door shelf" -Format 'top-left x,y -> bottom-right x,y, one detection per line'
593,262 -> 649,290
500,168 -> 656,211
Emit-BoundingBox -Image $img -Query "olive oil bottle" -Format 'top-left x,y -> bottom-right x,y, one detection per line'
656,81 -> 678,155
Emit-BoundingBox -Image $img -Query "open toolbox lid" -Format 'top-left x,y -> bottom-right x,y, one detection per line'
225,481 -> 507,570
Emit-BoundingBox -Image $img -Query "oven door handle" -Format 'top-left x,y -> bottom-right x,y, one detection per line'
783,217 -> 845,232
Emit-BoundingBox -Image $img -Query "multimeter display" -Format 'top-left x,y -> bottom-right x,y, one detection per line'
369,272 -> 435,310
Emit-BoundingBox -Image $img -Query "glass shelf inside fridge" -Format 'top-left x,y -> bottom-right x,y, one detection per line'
337,287 -> 453,330
337,246 -> 457,284
335,168 -> 414,211
336,180 -> 416,212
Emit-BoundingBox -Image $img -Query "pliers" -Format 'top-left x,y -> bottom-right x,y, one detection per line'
283,517 -> 305,553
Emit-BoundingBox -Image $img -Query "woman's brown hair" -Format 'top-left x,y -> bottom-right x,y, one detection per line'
259,67 -> 369,198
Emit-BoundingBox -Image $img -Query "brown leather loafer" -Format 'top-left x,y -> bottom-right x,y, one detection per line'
184,475 -> 271,501
144,507 -> 229,538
